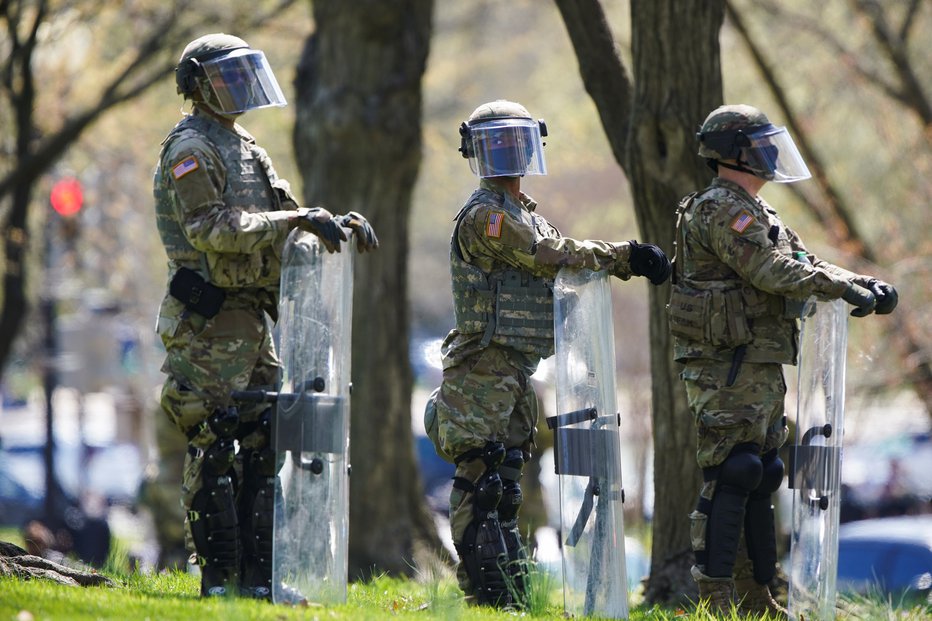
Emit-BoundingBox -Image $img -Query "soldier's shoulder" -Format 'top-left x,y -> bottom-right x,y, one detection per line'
161,132 -> 221,176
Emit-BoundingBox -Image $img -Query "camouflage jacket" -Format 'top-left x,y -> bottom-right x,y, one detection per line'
669,178 -> 859,365
153,112 -> 298,336
442,179 -> 634,371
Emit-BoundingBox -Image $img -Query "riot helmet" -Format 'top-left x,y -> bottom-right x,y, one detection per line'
459,100 -> 548,178
696,104 -> 811,183
175,33 -> 287,116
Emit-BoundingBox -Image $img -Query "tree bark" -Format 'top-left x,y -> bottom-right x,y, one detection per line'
0,541 -> 116,587
293,0 -> 443,579
555,0 -> 725,603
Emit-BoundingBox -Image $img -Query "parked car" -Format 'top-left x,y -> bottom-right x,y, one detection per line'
837,515 -> 932,601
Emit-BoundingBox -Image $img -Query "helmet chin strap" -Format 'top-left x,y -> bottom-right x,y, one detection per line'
717,159 -> 765,178
196,81 -> 239,122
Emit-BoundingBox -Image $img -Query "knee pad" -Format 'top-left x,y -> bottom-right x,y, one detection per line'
498,448 -> 526,524
718,445 -> 763,494
752,449 -> 784,498
702,445 -> 762,578
238,447 -> 277,593
744,450 -> 782,585
198,408 -> 239,477
499,448 -> 528,602
189,473 -> 240,591
453,442 -> 513,607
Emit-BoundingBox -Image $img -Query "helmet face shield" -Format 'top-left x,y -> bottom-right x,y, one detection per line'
201,49 -> 287,114
743,125 -> 811,183
466,118 -> 547,178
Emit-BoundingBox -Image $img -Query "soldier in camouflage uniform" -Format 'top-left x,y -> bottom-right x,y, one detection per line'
153,33 -> 378,598
425,100 -> 671,607
668,104 -> 898,617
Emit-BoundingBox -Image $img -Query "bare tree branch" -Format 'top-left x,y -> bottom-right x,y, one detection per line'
553,0 -> 634,168
851,0 -> 932,128
726,0 -> 874,262
899,0 -> 922,41
753,0 -> 903,101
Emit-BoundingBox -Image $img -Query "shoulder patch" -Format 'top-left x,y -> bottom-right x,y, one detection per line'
172,156 -> 199,180
485,210 -> 505,238
730,210 -> 755,234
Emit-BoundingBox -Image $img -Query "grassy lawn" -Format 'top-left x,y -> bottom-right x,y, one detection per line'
1,529 -> 928,620
2,568 -> 930,621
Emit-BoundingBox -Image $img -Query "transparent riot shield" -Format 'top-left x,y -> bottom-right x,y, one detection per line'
786,298 -> 847,621
272,229 -> 354,604
549,268 -> 628,619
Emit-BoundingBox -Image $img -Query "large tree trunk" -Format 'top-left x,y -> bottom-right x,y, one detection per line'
293,0 -> 442,578
556,0 -> 725,603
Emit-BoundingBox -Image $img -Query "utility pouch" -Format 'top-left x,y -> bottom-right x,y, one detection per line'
709,289 -> 752,347
668,284 -> 752,348
169,267 -> 225,319
667,285 -> 708,342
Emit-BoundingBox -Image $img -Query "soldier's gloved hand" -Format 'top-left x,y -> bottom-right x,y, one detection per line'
866,278 -> 898,315
842,282 -> 877,317
294,207 -> 347,253
336,211 -> 379,253
628,240 -> 671,285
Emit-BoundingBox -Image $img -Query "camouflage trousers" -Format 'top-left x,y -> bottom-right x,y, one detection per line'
159,305 -> 280,556
681,358 -> 788,581
433,345 -> 539,593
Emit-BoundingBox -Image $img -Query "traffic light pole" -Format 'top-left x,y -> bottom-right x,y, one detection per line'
41,295 -> 60,520
42,214 -> 65,522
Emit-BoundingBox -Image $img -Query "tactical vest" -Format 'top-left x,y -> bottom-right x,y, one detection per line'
667,187 -> 800,364
154,114 -> 283,289
450,189 -> 555,358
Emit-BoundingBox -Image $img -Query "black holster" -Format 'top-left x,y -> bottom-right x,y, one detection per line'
170,267 -> 226,318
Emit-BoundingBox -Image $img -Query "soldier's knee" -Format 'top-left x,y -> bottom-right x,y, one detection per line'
754,449 -> 784,497
716,444 -> 763,493
498,447 -> 526,524
189,408 -> 239,477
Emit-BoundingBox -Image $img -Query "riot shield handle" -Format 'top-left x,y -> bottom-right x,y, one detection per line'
233,389 -> 279,403
546,407 -> 597,430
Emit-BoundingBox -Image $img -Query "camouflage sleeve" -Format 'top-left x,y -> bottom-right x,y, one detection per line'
460,202 -> 630,279
784,225 -> 871,286
163,135 -> 293,254
703,201 -> 849,299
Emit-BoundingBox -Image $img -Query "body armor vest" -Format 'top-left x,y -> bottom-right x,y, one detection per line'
450,189 -> 555,358
668,187 -> 799,364
154,114 -> 282,289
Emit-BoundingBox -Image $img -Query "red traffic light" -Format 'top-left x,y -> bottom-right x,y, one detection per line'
50,177 -> 83,217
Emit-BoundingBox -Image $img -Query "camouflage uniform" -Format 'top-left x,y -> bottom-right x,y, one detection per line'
669,177 -> 865,584
153,109 -> 297,590
671,103 -> 896,617
434,179 -> 634,597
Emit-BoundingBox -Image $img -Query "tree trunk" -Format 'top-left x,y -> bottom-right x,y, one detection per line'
556,0 -> 725,603
293,0 -> 442,579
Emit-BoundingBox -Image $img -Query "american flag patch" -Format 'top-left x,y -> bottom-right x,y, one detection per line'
486,211 -> 505,238
730,211 -> 754,234
172,156 -> 199,180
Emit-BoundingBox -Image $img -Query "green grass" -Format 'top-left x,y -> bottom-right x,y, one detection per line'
2,570 -> 929,621
1,552 -> 929,620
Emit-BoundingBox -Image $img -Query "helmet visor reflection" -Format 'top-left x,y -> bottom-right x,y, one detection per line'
467,118 -> 547,178
201,49 -> 287,114
743,125 -> 811,183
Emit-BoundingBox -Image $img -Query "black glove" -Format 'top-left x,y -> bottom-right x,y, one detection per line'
628,240 -> 671,285
336,211 -> 379,253
866,278 -> 898,315
294,207 -> 347,253
842,282 -> 877,317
